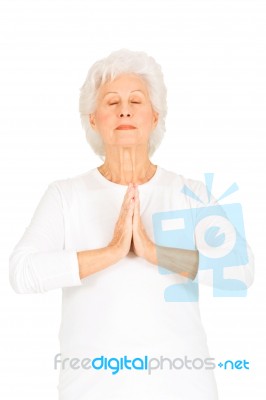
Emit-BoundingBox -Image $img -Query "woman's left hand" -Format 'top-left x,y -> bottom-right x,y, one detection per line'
131,185 -> 155,263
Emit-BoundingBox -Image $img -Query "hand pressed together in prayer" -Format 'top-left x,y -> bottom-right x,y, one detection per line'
107,183 -> 154,262
108,183 -> 198,280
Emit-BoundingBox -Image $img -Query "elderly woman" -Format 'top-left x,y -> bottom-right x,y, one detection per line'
9,49 -> 253,399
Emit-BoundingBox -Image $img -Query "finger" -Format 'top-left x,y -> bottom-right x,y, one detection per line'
128,198 -> 135,216
134,187 -> 140,217
121,195 -> 135,221
124,189 -> 135,209
119,186 -> 134,216
122,184 -> 133,204
121,183 -> 133,204
133,188 -> 140,227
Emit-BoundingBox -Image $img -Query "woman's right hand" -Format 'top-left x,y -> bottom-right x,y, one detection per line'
107,183 -> 135,259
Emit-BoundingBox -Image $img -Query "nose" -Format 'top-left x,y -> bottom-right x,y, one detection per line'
119,112 -> 131,117
118,101 -> 133,118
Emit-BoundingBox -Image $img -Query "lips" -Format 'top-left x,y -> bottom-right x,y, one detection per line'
115,125 -> 136,130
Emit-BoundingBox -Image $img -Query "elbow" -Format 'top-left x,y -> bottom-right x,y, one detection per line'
235,241 -> 255,290
9,280 -> 25,295
9,253 -> 22,294
239,246 -> 255,290
244,253 -> 255,289
9,271 -> 25,295
9,252 -> 41,294
9,254 -> 27,294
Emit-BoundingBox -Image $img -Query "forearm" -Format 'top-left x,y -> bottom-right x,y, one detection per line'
145,242 -> 199,280
77,245 -> 122,279
9,249 -> 82,294
9,245 -> 122,294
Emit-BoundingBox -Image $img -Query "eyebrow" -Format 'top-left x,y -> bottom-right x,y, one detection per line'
103,90 -> 145,98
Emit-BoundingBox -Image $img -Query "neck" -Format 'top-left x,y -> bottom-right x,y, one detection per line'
98,145 -> 156,185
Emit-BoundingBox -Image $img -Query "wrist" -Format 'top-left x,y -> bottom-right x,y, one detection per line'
144,240 -> 158,265
106,244 -> 124,263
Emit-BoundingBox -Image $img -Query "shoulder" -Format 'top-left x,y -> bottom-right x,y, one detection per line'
46,168 -> 98,204
157,166 -> 209,204
158,166 -> 207,192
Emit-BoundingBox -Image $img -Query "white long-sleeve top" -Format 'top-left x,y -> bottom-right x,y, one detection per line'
9,166 -> 254,399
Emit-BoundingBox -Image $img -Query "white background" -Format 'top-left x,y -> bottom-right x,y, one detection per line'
0,0 -> 265,398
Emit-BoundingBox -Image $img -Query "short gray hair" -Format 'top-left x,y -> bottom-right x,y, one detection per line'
79,48 -> 167,160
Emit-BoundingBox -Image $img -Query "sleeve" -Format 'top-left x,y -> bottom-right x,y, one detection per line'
9,182 -> 82,294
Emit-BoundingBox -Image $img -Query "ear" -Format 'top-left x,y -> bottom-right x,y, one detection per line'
89,113 -> 97,130
152,111 -> 159,129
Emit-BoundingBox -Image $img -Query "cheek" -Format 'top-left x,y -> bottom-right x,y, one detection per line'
95,110 -> 113,127
141,109 -> 156,128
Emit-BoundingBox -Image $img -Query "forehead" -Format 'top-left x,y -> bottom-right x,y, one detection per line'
98,74 -> 149,97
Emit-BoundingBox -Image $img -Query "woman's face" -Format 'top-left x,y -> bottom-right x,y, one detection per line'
89,74 -> 158,149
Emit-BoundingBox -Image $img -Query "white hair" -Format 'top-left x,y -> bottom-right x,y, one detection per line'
79,48 -> 167,160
